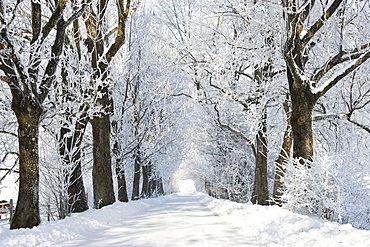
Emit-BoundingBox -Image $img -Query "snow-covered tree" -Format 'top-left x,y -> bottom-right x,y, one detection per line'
0,0 -> 91,229
282,0 -> 370,162
74,0 -> 141,209
155,0 -> 288,205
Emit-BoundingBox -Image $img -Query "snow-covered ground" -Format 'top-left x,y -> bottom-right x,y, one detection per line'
1,193 -> 370,247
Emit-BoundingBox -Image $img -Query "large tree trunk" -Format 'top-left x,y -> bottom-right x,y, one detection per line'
287,70 -> 316,162
1,0 -> 89,229
251,111 -> 269,205
91,89 -> 115,209
82,0 -> 134,206
10,108 -> 42,229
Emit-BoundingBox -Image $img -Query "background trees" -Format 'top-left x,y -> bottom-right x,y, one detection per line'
155,0 -> 289,205
110,5 -> 192,201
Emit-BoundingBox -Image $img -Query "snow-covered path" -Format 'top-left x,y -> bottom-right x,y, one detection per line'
1,193 -> 370,247
58,193 -> 256,247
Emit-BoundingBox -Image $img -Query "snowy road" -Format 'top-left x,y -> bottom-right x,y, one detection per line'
2,192 -> 370,246
58,194 -> 256,247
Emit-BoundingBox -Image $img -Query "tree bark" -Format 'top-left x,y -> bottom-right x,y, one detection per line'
131,150 -> 141,201
141,165 -> 149,198
113,135 -> 128,202
10,108 -> 41,229
287,69 -> 316,162
91,89 -> 115,208
251,111 -> 269,205
116,162 -> 129,202
59,118 -> 89,214
272,99 -> 293,206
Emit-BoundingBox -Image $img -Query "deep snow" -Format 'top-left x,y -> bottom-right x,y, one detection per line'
1,193 -> 370,247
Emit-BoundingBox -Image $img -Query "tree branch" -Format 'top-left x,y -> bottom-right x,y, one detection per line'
213,104 -> 252,143
41,0 -> 67,42
31,2 -> 41,44
0,154 -> 19,182
105,0 -> 132,65
235,70 -> 253,81
312,42 -> 370,83
170,93 -> 193,98
65,0 -> 92,27
312,113 -> 347,121
39,19 -> 67,103
348,118 -> 370,134
314,50 -> 370,98
0,0 -> 4,25
0,130 -> 17,137
296,0 -> 316,28
39,1 -> 92,102
301,0 -> 343,47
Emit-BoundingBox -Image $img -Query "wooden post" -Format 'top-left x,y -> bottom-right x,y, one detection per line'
9,199 -> 13,223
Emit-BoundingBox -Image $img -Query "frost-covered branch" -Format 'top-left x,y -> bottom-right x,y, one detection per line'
301,0 -> 343,48
213,104 -> 251,143
39,1 -> 92,103
312,110 -> 370,134
0,154 -> 19,182
40,0 -> 67,43
312,113 -> 347,121
313,51 -> 370,98
311,42 -> 370,83
170,93 -> 193,98
105,0 -> 132,64
65,0 -> 92,26
347,119 -> 370,134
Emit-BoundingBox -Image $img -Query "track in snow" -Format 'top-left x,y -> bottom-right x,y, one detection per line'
59,193 -> 257,247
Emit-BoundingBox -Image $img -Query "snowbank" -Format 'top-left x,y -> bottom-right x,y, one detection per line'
199,194 -> 370,246
0,199 -> 158,246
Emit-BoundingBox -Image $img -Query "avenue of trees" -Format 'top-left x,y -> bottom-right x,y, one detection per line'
0,0 -> 369,230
